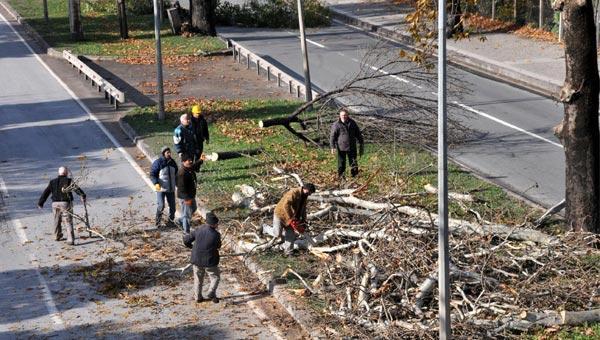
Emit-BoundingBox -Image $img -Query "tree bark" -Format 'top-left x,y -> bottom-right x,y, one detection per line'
556,0 -> 600,233
190,0 -> 217,36
117,0 -> 128,39
68,0 -> 83,40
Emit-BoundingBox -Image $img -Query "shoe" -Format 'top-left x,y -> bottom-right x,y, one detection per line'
196,297 -> 205,303
67,240 -> 75,246
210,296 -> 219,304
55,236 -> 64,241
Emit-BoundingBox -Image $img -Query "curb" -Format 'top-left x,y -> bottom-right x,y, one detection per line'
328,7 -> 561,99
118,115 -> 326,339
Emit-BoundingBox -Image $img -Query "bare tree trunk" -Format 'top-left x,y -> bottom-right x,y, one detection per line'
190,0 -> 217,36
68,0 -> 83,40
117,0 -> 128,39
554,0 -> 600,233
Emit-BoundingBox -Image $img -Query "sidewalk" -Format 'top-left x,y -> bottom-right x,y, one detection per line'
324,0 -> 567,98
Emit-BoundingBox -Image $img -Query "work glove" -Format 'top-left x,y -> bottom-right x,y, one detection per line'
288,219 -> 305,234
155,184 -> 161,191
184,199 -> 193,206
330,148 -> 336,155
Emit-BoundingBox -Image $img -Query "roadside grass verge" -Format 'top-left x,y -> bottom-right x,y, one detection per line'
124,98 -> 542,224
7,0 -> 225,56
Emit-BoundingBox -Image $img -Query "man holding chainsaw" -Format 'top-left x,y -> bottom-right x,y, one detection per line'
38,166 -> 86,245
266,183 -> 316,256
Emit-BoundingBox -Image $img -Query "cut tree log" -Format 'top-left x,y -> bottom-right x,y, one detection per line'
424,184 -> 474,202
206,148 -> 263,161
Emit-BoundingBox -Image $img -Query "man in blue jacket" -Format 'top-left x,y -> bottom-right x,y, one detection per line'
150,146 -> 178,227
184,212 -> 221,303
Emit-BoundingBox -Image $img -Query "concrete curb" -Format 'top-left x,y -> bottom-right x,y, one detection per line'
328,6 -> 561,99
118,115 -> 327,339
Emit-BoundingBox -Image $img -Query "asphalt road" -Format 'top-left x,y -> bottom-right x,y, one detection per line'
218,24 -> 565,208
0,12 -> 279,339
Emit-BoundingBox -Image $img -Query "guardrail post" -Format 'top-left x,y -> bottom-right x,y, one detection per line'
289,80 -> 293,94
257,60 -> 260,75
278,73 -> 281,87
297,85 -> 301,98
233,47 -> 236,61
267,66 -> 271,81
246,54 -> 250,70
104,91 -> 108,99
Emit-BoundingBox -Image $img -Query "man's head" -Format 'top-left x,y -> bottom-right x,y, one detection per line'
58,166 -> 68,177
206,211 -> 219,227
180,114 -> 190,127
302,183 -> 316,195
181,154 -> 193,168
161,146 -> 172,159
191,105 -> 202,118
339,109 -> 349,123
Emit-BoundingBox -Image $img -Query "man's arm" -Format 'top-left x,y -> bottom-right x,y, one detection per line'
73,184 -> 86,201
38,182 -> 52,207
202,119 -> 210,144
183,231 -> 195,248
173,127 -> 183,154
149,160 -> 160,185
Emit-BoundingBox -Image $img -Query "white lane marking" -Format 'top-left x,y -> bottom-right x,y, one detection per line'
0,176 -> 65,328
0,10 -> 154,190
1,11 -> 286,335
351,56 -> 561,148
0,116 -> 89,131
306,38 -> 326,48
453,102 -> 563,148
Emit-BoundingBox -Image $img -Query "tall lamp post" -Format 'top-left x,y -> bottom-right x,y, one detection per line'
297,0 -> 313,103
153,0 -> 165,120
437,0 -> 451,338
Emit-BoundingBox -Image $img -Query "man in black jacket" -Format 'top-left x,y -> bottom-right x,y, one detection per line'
183,212 -> 221,303
330,109 -> 364,179
38,166 -> 86,245
176,154 -> 202,233
190,105 -> 210,157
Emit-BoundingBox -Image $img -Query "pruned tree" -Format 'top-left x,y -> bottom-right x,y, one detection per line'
552,0 -> 600,233
190,0 -> 217,36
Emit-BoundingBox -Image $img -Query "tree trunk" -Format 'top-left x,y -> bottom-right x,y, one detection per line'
117,0 -> 128,39
68,0 -> 83,40
190,0 -> 217,36
556,0 -> 600,233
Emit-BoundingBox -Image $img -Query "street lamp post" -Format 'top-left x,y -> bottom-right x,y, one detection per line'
437,0 -> 451,339
153,0 -> 165,120
297,0 -> 313,103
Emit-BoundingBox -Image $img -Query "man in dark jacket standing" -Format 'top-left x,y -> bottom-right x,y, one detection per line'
330,109 -> 364,179
183,212 -> 221,303
150,146 -> 178,227
173,113 -> 199,161
176,154 -> 202,233
38,166 -> 86,245
190,105 -> 210,157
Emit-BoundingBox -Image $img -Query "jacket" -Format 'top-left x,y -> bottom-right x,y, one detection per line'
173,124 -> 198,156
38,176 -> 86,207
176,166 -> 197,200
184,224 -> 221,267
274,187 -> 309,226
191,116 -> 210,144
150,156 -> 178,192
330,118 -> 364,152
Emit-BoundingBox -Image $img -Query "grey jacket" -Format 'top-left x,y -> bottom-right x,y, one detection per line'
330,118 -> 364,152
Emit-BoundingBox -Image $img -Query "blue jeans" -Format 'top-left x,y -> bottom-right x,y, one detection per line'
179,198 -> 197,233
156,192 -> 176,224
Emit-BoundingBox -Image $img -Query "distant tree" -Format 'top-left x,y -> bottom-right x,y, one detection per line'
190,0 -> 217,36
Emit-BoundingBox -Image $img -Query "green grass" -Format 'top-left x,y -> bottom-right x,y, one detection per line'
528,323 -> 600,339
8,0 -> 225,56
124,99 -> 541,224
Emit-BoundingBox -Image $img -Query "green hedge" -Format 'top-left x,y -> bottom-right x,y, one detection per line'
217,0 -> 330,28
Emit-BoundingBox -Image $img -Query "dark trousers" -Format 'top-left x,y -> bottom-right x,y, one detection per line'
156,192 -> 176,224
337,149 -> 358,177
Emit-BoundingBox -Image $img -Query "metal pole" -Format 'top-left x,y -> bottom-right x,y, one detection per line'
153,0 -> 165,120
437,0 -> 450,338
558,12 -> 563,42
492,0 -> 496,20
539,0 -> 544,28
297,0 -> 313,103
43,0 -> 49,24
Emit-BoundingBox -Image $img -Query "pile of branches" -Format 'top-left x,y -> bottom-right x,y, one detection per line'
228,168 -> 600,338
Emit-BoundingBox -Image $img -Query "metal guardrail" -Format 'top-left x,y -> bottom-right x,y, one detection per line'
62,50 -> 126,109
228,40 -> 320,100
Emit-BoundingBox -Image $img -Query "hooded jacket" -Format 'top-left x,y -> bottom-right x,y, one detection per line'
150,155 -> 178,192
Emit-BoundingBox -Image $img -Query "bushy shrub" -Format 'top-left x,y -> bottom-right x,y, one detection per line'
83,0 -> 166,15
217,0 -> 330,28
